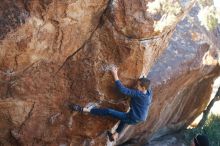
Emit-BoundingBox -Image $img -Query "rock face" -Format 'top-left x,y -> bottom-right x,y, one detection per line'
0,0 -> 219,146
118,6 -> 220,146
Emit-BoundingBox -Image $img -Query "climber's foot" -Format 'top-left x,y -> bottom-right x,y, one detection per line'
107,131 -> 114,142
68,103 -> 83,112
107,131 -> 118,142
83,102 -> 97,112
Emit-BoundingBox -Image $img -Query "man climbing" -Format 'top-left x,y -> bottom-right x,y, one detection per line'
68,66 -> 152,141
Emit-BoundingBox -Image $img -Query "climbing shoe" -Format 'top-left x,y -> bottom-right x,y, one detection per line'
107,131 -> 115,142
68,103 -> 83,112
83,102 -> 98,112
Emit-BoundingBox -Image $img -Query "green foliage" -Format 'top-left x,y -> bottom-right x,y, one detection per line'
184,114 -> 220,146
147,0 -> 182,32
198,0 -> 214,7
147,0 -> 181,15
198,1 -> 220,31
147,0 -> 220,32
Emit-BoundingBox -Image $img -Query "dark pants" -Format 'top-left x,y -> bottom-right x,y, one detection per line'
90,108 -> 139,134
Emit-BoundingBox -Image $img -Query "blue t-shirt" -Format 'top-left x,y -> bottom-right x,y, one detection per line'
115,80 -> 152,121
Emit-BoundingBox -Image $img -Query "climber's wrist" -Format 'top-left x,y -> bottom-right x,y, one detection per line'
113,74 -> 119,81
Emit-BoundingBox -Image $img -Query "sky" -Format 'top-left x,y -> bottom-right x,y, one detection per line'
210,77 -> 220,115
214,0 -> 220,9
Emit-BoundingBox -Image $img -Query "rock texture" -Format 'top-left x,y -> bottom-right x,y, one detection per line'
0,0 -> 219,146
117,5 -> 220,146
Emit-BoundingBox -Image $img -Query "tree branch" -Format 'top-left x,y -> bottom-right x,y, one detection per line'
197,87 -> 220,128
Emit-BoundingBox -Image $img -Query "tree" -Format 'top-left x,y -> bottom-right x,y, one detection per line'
147,0 -> 220,32
197,0 -> 220,30
197,86 -> 220,128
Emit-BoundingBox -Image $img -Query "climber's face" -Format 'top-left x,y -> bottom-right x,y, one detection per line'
136,81 -> 145,92
135,80 -> 140,89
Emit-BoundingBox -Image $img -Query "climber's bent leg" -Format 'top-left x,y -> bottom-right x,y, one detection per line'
90,108 -> 127,120
115,118 -> 141,134
108,121 -> 129,141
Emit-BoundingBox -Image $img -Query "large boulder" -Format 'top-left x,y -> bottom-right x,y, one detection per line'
117,5 -> 220,146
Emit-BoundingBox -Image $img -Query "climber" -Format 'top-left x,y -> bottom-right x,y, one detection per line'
68,66 -> 152,141
191,134 -> 209,146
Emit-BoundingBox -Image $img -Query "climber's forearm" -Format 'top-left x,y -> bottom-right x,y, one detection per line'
113,73 -> 119,81
110,66 -> 119,81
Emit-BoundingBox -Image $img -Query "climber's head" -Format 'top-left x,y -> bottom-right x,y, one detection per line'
191,134 -> 209,146
136,77 -> 151,92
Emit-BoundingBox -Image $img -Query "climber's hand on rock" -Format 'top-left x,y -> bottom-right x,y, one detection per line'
110,66 -> 119,81
110,66 -> 118,75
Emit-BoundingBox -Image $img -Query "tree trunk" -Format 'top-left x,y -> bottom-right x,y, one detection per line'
197,86 -> 220,128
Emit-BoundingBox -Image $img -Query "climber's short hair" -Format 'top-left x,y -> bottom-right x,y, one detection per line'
138,77 -> 151,90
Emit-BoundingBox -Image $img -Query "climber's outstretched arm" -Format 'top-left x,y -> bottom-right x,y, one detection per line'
110,66 -> 140,97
